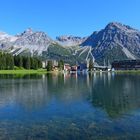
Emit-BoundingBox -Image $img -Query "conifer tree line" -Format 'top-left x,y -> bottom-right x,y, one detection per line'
0,52 -> 42,70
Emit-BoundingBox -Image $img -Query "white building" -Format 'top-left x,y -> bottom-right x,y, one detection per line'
42,60 -> 59,68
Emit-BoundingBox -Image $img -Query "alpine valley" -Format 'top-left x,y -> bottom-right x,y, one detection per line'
0,22 -> 140,65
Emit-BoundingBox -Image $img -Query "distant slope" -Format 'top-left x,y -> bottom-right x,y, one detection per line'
56,35 -> 87,47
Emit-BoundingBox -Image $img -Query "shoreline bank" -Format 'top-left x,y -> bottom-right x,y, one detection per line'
0,69 -> 140,75
0,69 -> 48,75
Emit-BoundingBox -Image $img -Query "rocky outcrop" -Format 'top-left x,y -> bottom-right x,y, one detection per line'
56,35 -> 87,47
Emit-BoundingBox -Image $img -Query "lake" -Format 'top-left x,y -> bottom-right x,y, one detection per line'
0,73 -> 140,140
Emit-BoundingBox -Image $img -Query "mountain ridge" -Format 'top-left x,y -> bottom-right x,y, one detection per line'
0,28 -> 94,64
56,35 -> 87,47
0,22 -> 140,65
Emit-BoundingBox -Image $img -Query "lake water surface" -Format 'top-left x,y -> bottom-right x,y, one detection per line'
0,73 -> 140,140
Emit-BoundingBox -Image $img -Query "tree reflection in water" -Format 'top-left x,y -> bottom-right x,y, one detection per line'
0,73 -> 140,139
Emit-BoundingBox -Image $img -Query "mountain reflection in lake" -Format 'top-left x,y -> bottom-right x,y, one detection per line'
0,73 -> 140,140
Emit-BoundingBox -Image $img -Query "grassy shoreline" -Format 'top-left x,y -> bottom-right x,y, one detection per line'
0,69 -> 140,75
0,69 -> 48,74
114,70 -> 140,74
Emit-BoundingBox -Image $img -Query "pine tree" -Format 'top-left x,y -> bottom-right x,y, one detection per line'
30,57 -> 39,70
30,57 -> 34,69
58,60 -> 64,70
2,53 -> 6,70
25,57 -> 31,69
0,52 -> 42,70
10,54 -> 14,70
14,55 -> 18,67
89,59 -> 94,71
46,61 -> 53,71
19,56 -> 23,68
6,54 -> 14,70
22,56 -> 26,69
0,52 -> 2,70
33,58 -> 39,70
38,59 -> 42,69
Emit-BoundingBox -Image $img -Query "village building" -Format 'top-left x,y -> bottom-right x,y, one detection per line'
71,65 -> 78,71
112,60 -> 140,70
42,60 -> 58,68
64,63 -> 71,71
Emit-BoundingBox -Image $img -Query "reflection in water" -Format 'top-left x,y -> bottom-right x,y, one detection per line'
0,73 -> 140,139
89,73 -> 140,118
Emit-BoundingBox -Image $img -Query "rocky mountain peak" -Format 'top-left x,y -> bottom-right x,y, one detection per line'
106,22 -> 124,28
105,22 -> 138,33
17,28 -> 34,37
56,35 -> 87,47
24,28 -> 34,34
14,29 -> 53,48
56,35 -> 83,41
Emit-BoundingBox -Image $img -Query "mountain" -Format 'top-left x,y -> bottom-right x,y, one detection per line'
1,22 -> 139,65
81,22 -> 140,64
0,29 -> 94,64
56,35 -> 87,47
0,28 -> 55,55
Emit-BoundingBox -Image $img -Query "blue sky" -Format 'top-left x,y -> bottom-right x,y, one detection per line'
0,0 -> 139,38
